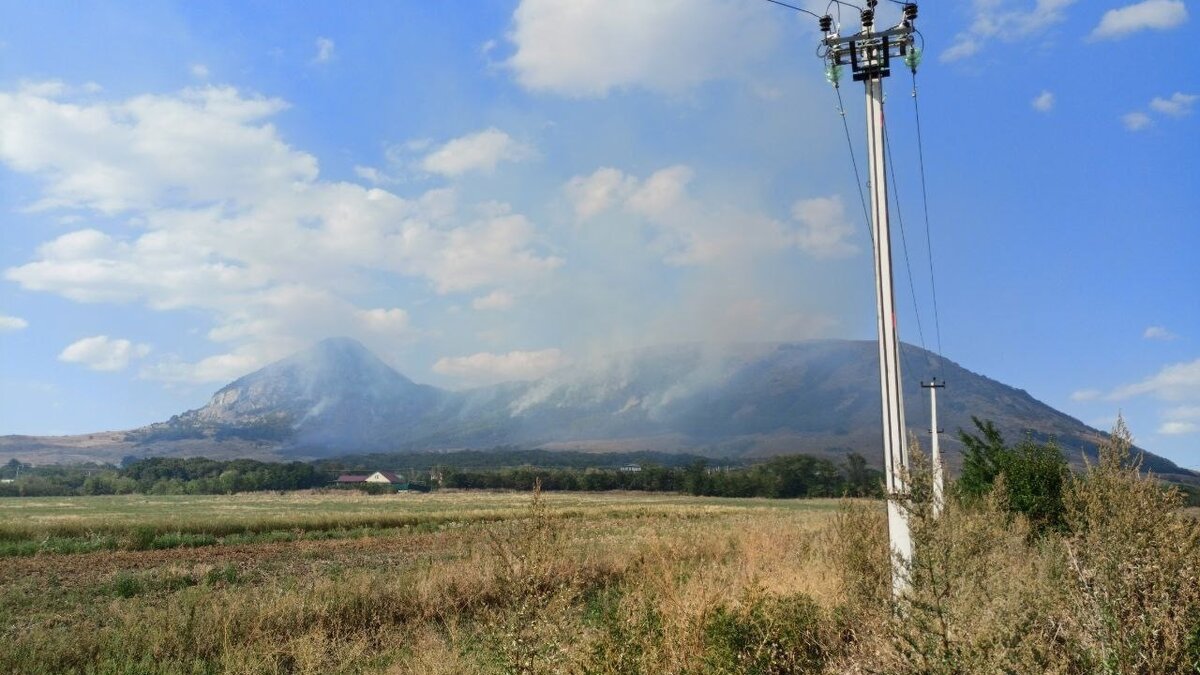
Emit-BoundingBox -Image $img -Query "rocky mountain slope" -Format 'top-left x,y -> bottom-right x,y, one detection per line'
3,337 -> 1193,480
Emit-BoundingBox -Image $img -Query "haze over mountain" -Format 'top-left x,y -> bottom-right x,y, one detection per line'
1,337 -> 1193,481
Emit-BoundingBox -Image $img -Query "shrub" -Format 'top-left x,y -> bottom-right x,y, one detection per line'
1060,417 -> 1200,673
702,592 -> 827,674
955,417 -> 1069,532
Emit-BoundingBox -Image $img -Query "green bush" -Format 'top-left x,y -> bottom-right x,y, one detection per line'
956,417 -> 1069,531
702,593 -> 827,674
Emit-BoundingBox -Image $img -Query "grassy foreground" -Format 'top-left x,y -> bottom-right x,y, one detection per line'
0,491 -> 847,673
3,424 -> 1198,674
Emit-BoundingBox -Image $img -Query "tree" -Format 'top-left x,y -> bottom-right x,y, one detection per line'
955,417 -> 1069,532
957,417 -> 1007,500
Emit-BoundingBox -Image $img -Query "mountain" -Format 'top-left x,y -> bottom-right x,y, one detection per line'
2,337 -> 1195,481
135,337 -> 444,450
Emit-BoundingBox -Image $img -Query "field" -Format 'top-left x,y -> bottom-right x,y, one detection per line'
0,490 -> 850,673
4,447 -> 1198,675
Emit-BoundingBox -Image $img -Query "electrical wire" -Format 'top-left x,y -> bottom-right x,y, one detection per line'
910,69 -> 945,379
883,119 -> 930,372
760,0 -> 822,19
834,85 -> 873,242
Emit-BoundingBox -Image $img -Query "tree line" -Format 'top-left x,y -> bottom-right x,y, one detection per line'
441,453 -> 881,499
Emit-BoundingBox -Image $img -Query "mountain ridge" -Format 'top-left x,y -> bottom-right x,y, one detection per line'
2,337 -> 1194,481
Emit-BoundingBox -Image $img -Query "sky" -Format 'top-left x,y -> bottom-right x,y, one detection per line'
0,0 -> 1196,469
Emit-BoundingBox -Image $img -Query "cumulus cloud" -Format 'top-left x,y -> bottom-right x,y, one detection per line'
1032,90 -> 1055,112
472,290 -> 515,311
433,348 -> 567,384
313,37 -> 335,63
0,83 -> 562,383
59,335 -> 151,371
1122,111 -> 1153,131
0,314 -> 28,331
0,84 -> 310,213
564,167 -> 637,219
791,196 -> 858,259
506,0 -> 780,96
1108,358 -> 1200,402
1165,405 -> 1200,419
190,64 -> 210,79
1143,325 -> 1179,340
1158,421 -> 1197,435
1149,92 -> 1198,117
1090,0 -> 1188,40
1070,388 -> 1102,402
565,165 -> 858,266
942,0 -> 1078,63
420,128 -> 533,177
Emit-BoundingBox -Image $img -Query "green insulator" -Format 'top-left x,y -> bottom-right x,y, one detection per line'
905,48 -> 922,71
825,64 -> 842,87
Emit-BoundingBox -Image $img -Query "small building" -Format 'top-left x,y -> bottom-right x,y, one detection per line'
332,470 -> 427,492
620,463 -> 642,473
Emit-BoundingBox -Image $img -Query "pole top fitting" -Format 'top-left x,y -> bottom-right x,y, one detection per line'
819,14 -> 833,33
903,3 -> 918,22
861,8 -> 874,29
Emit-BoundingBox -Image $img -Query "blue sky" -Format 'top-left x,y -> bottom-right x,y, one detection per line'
1,0 -> 1196,468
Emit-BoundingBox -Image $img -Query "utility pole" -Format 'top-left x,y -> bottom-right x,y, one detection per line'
921,378 -> 946,516
819,1 -> 920,597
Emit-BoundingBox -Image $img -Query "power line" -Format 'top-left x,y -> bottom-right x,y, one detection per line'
882,120 -> 928,362
834,85 -> 873,241
760,0 -> 822,19
910,68 -> 945,378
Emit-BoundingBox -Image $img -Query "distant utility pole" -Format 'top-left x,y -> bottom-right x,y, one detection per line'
921,378 -> 946,516
819,1 -> 920,597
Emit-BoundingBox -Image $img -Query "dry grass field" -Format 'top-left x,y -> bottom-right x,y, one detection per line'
0,490 -> 850,673
3,431 -> 1198,675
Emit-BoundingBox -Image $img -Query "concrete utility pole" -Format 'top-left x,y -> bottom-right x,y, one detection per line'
922,379 -> 946,516
819,1 -> 920,597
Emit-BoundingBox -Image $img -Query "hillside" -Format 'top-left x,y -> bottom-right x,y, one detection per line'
1,338 -> 1193,481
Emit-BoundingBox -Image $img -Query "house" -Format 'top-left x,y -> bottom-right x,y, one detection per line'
334,471 -> 411,488
620,463 -> 642,473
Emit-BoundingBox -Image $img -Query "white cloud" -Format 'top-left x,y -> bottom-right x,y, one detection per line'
1165,405 -> 1200,419
472,290 -> 515,311
0,84 -> 311,213
420,128 -> 533,177
59,335 -> 151,372
1143,325 -> 1179,340
942,0 -> 1078,63
1149,92 -> 1198,117
564,167 -> 637,219
506,0 -> 780,97
357,307 -> 409,334
142,348 -> 268,384
564,165 -> 856,266
0,314 -> 28,332
313,37 -> 335,64
354,165 -> 385,184
190,64 -> 210,79
1090,0 -> 1188,40
791,196 -> 858,259
1108,358 -> 1200,402
1070,388 -> 1102,402
1158,421 -> 1198,435
1032,90 -> 1055,112
1123,111 -> 1153,131
433,348 -> 567,384
1,84 -> 563,383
